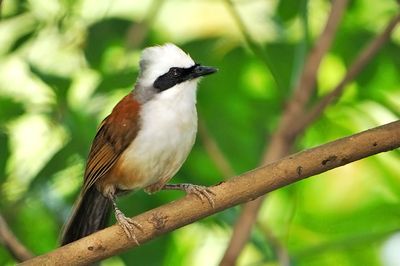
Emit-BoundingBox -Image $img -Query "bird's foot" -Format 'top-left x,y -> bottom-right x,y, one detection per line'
115,209 -> 142,245
163,183 -> 216,208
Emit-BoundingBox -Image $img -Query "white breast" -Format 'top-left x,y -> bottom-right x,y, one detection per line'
119,81 -> 198,189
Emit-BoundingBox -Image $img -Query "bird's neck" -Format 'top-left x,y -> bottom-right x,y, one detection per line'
136,82 -> 197,141
140,81 -> 198,112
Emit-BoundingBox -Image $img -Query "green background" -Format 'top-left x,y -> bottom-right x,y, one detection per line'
0,0 -> 399,265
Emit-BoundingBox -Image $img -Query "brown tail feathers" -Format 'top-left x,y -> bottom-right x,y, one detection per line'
60,186 -> 111,246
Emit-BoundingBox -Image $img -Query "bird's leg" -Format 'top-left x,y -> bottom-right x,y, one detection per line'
108,194 -> 142,245
162,183 -> 216,208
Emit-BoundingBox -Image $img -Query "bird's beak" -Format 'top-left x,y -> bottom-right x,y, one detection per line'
190,64 -> 218,79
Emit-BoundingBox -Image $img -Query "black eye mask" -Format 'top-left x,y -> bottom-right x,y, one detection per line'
153,63 -> 217,91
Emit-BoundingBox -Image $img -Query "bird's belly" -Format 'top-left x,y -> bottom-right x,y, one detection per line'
112,109 -> 197,191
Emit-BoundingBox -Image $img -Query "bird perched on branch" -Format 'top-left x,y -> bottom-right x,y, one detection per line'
61,43 -> 217,245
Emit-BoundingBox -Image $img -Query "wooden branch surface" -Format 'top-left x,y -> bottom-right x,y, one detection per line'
0,214 -> 33,262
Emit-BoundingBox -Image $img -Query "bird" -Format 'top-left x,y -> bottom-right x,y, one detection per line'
60,43 -> 218,246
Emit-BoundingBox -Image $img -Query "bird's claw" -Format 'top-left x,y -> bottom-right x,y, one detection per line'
181,184 -> 216,208
115,209 -> 142,245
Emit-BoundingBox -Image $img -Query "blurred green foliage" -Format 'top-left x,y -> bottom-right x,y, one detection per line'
0,0 -> 399,265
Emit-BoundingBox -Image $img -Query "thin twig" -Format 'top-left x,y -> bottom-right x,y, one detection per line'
295,13 -> 400,132
0,214 -> 34,262
21,121 -> 400,265
220,1 -> 348,264
288,0 -> 348,117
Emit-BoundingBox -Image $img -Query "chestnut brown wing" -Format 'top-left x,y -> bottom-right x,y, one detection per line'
82,95 -> 141,194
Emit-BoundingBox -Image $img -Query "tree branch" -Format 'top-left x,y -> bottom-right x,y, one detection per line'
0,214 -> 34,262
22,120 -> 400,265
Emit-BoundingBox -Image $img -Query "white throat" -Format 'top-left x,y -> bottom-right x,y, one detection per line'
151,80 -> 197,108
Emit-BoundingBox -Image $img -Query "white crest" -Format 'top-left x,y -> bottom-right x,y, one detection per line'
138,43 -> 195,88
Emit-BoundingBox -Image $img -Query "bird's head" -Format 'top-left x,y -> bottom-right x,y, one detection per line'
134,43 -> 217,102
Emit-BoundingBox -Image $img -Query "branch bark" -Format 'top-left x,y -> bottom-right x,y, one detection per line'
22,120 -> 400,265
0,214 -> 34,262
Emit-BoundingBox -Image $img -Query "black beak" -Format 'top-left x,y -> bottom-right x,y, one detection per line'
191,64 -> 218,79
